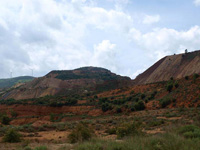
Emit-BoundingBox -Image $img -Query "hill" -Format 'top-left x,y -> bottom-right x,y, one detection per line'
1,67 -> 131,100
0,76 -> 34,88
134,50 -> 200,84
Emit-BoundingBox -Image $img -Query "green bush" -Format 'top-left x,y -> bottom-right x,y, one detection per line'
23,146 -> 32,150
1,115 -> 11,125
185,76 -> 189,80
101,102 -> 112,112
193,73 -> 199,79
94,95 -> 98,99
106,128 -> 117,135
116,107 -> 122,113
174,81 -> 179,88
133,100 -> 145,111
148,91 -> 157,100
2,129 -> 21,143
50,113 -> 55,122
166,83 -> 173,92
116,122 -> 141,138
160,98 -> 171,108
10,110 -> 18,118
130,90 -> 134,95
141,94 -> 146,99
68,123 -> 93,143
98,97 -> 108,104
179,125 -> 200,139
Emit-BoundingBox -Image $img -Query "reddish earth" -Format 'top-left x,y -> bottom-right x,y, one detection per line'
0,73 -> 199,126
0,105 -> 97,117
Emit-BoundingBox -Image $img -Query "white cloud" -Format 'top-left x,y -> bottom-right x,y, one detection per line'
92,40 -> 118,72
0,0 -> 133,78
0,0 -> 199,79
142,15 -> 160,24
129,26 -> 200,60
194,0 -> 200,6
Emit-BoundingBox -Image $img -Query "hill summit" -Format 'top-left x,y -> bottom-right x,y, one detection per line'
1,67 -> 131,100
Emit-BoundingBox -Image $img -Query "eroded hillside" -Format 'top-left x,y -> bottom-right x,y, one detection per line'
134,50 -> 200,84
1,67 -> 131,100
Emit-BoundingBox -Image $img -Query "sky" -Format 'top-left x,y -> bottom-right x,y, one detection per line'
0,0 -> 200,79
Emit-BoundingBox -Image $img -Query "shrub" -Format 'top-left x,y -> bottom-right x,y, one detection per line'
94,95 -> 98,99
130,90 -> 134,95
65,98 -> 78,106
133,100 -> 145,111
159,98 -> 171,108
179,125 -> 200,139
193,73 -> 199,80
1,115 -> 11,125
49,101 -> 62,107
23,146 -> 32,150
148,91 -> 157,100
50,113 -> 55,122
2,129 -> 21,143
141,94 -> 146,99
98,97 -> 108,104
106,128 -> 117,135
10,110 -> 18,118
116,122 -> 141,138
185,76 -> 189,80
101,102 -> 112,112
174,81 -> 179,88
166,83 -> 173,92
68,123 -> 93,143
116,107 -> 122,113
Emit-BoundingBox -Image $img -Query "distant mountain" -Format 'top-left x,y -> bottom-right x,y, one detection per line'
1,67 -> 131,100
0,76 -> 34,88
134,50 -> 200,84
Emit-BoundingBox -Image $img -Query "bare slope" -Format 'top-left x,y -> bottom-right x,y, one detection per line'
1,67 -> 131,100
134,50 -> 200,84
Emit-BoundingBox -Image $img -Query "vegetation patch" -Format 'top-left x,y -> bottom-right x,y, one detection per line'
68,123 -> 94,143
2,128 -> 22,143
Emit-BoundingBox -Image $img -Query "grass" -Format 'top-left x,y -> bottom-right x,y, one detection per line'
75,133 -> 200,150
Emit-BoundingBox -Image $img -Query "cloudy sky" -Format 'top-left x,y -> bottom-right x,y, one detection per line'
0,0 -> 200,79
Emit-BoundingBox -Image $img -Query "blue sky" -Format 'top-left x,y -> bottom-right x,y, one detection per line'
0,0 -> 200,79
